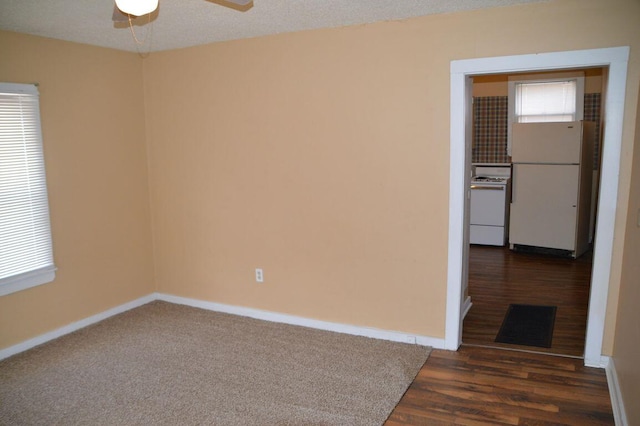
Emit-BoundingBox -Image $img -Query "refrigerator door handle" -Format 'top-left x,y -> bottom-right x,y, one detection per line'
511,168 -> 516,203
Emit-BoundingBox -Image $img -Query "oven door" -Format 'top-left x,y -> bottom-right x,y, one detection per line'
470,184 -> 507,246
470,184 -> 507,226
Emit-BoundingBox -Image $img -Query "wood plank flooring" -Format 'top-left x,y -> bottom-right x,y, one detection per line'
386,245 -> 608,425
386,346 -> 614,425
463,245 -> 593,357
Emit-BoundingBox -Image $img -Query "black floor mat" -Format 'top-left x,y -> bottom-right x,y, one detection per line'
495,304 -> 557,348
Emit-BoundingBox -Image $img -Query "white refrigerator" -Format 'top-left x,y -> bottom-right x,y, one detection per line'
509,121 -> 595,258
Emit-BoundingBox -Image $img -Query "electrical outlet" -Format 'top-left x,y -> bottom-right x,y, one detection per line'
405,335 -> 417,344
255,268 -> 264,283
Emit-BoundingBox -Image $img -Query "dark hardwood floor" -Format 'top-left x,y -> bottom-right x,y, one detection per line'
463,245 -> 593,357
385,245 -> 609,425
386,346 -> 614,425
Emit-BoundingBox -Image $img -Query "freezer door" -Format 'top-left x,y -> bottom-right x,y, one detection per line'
512,122 -> 582,164
509,164 -> 579,251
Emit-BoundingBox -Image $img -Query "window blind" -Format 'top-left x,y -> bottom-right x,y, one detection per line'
0,83 -> 56,296
515,80 -> 577,123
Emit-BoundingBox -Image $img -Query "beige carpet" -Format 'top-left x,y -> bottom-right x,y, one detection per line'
0,301 -> 430,425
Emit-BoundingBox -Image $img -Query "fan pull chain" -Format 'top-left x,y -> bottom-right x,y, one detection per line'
127,13 -> 153,58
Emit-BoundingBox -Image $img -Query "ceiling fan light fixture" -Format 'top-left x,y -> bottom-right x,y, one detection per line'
115,0 -> 159,17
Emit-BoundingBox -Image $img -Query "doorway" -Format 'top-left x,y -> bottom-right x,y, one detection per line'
445,47 -> 630,367
461,70 -> 603,357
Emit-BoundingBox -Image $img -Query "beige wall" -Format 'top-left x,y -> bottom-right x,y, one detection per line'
143,0 -> 640,345
612,85 -> 640,425
0,32 -> 155,349
142,26 -> 448,335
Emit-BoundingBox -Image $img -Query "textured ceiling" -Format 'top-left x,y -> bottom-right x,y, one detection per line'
0,0 -> 549,53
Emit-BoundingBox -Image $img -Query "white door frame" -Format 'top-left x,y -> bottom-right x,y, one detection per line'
446,47 -> 630,367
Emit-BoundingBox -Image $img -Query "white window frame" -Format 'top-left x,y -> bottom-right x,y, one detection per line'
507,75 -> 584,155
0,82 -> 56,296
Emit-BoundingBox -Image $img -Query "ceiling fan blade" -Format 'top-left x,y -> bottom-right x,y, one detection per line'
207,0 -> 254,11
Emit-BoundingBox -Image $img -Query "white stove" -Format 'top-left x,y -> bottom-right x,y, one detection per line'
470,166 -> 511,246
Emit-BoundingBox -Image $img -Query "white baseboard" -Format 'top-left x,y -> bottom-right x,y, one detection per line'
461,296 -> 472,320
155,293 -> 445,349
585,354 -> 608,369
0,294 -> 156,361
0,292 -> 446,361
605,357 -> 629,426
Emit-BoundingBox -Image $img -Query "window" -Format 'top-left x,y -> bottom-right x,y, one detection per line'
515,80 -> 578,122
507,75 -> 584,154
0,83 -> 56,296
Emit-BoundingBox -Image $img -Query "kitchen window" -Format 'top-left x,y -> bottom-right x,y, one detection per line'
0,83 -> 56,296
507,75 -> 584,154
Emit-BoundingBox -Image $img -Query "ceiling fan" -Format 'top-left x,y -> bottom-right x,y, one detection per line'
112,0 -> 253,22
